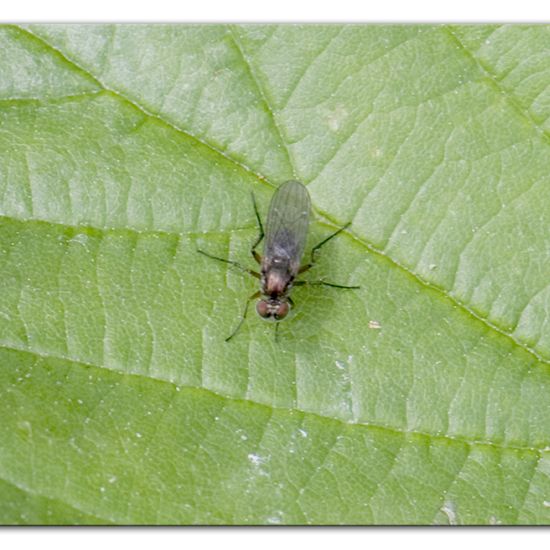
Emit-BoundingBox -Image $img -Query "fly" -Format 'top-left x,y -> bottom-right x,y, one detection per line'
197,180 -> 359,341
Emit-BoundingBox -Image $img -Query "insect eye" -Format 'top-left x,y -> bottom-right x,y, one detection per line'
256,300 -> 270,318
275,302 -> 290,320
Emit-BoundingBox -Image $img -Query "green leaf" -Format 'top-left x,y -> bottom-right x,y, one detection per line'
1,23 -> 550,525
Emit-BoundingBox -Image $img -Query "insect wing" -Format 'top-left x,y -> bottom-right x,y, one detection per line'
264,180 -> 311,275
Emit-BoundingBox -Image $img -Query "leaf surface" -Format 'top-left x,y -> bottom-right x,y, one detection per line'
0,24 -> 549,524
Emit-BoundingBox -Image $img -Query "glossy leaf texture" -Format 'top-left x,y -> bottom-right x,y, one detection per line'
1,24 -> 550,525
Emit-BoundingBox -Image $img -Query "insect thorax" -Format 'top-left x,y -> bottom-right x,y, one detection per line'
261,257 -> 294,297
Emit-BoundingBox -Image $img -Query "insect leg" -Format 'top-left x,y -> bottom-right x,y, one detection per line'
299,222 -> 352,273
250,192 -> 265,264
226,290 -> 262,342
197,248 -> 260,279
294,280 -> 360,290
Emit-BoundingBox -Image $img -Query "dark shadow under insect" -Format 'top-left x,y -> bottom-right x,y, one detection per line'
197,180 -> 360,342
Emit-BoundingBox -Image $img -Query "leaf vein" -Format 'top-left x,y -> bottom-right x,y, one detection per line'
0,341 -> 545,454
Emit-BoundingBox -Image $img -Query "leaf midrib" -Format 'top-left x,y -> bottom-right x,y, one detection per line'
3,199 -> 549,375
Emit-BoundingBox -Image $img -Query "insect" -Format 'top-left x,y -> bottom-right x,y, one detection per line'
197,180 -> 359,341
